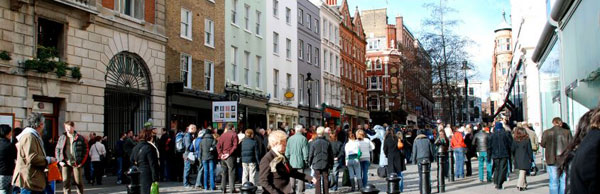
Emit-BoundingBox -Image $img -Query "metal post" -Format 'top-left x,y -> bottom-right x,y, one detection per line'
386,173 -> 400,194
361,184 -> 380,194
437,153 -> 446,193
240,182 -> 258,194
449,149 -> 455,182
307,73 -> 313,128
421,163 -> 432,194
126,166 -> 140,194
462,61 -> 469,124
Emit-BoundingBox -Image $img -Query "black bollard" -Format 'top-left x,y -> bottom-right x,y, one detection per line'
361,184 -> 380,194
240,182 -> 258,194
449,149 -> 454,182
386,173 -> 400,194
126,166 -> 140,194
421,162 -> 432,194
437,153 -> 446,193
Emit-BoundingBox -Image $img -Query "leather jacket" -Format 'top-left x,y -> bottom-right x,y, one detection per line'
473,131 -> 489,152
434,136 -> 449,153
540,126 -> 573,165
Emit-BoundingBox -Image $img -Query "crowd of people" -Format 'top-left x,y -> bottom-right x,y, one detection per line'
0,108 -> 598,194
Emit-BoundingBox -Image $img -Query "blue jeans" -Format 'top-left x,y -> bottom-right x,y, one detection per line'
116,157 -> 123,181
183,160 -> 193,186
347,160 -> 361,180
453,148 -> 465,178
547,165 -> 566,194
531,153 -> 536,168
203,160 -> 215,190
0,175 -> 12,194
329,160 -> 342,190
20,188 -> 44,194
477,152 -> 492,181
195,162 -> 204,188
397,171 -> 404,192
359,160 -> 370,186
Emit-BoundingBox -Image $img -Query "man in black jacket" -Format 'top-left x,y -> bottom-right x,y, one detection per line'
473,127 -> 491,182
488,122 -> 513,189
0,124 -> 16,193
328,127 -> 344,191
55,121 -> 88,194
309,127 -> 333,194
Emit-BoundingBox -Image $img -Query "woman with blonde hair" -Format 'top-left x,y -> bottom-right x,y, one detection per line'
344,131 -> 362,191
356,130 -> 375,187
259,130 -> 315,194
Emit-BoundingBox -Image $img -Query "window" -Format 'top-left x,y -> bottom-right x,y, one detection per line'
298,40 -> 304,60
204,61 -> 214,92
37,18 -> 65,59
370,77 -> 377,89
307,44 -> 312,63
314,48 -> 319,66
298,8 -> 303,24
255,11 -> 262,35
335,56 -> 339,75
181,54 -> 192,88
255,56 -> 262,87
323,20 -> 328,39
273,69 -> 279,98
469,88 -> 474,95
329,52 -> 333,73
306,14 -> 311,29
375,59 -> 382,70
323,50 -> 328,71
335,27 -> 339,44
285,7 -> 291,24
329,23 -> 333,41
181,8 -> 192,39
231,46 -> 238,82
273,32 -> 279,54
244,4 -> 250,30
231,0 -> 238,24
272,0 -> 278,17
117,0 -> 144,20
314,80 -> 320,105
298,74 -> 304,104
286,73 -> 291,88
286,38 -> 291,59
204,19 -> 214,47
314,19 -> 319,33
244,51 -> 250,85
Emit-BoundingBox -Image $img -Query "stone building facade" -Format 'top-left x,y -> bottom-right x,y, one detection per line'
297,0 -> 322,127
165,0 -> 225,131
0,0 -> 166,148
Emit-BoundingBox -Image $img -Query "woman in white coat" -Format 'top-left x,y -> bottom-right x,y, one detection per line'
89,136 -> 106,185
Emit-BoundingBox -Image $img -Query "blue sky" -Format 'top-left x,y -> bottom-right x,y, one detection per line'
346,0 -> 511,97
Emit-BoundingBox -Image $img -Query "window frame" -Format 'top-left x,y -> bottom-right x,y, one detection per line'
232,0 -> 238,25
273,32 -> 279,54
204,60 -> 214,92
255,55 -> 262,88
273,0 -> 279,18
231,46 -> 238,82
244,51 -> 250,86
285,7 -> 291,24
244,4 -> 250,30
298,39 -> 304,60
255,11 -> 262,36
181,53 -> 192,88
204,19 -> 214,47
286,38 -> 292,59
180,8 -> 192,40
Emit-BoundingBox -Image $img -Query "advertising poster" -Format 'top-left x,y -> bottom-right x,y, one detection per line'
212,101 -> 238,123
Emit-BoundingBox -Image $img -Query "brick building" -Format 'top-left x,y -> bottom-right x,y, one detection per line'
0,0 -> 167,148
164,0 -> 225,131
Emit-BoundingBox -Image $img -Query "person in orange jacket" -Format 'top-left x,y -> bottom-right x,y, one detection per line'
450,127 -> 467,179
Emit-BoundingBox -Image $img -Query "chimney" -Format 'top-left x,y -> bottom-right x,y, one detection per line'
326,0 -> 338,6
395,16 -> 404,45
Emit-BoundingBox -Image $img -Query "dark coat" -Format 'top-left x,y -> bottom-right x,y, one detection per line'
241,138 -> 260,163
383,136 -> 406,173
55,132 -> 89,167
130,142 -> 160,194
330,139 -> 344,161
411,134 -> 435,163
488,127 -> 513,159
255,134 -> 267,160
308,137 -> 333,170
473,131 -> 490,152
0,138 -> 17,175
541,126 -> 573,165
200,133 -> 217,161
569,129 -> 600,194
259,150 -> 312,194
464,132 -> 476,158
434,136 -> 449,153
511,139 -> 533,170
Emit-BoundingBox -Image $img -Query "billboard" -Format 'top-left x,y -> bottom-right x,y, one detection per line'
212,101 -> 238,123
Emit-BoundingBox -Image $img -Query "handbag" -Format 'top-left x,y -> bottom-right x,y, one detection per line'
151,182 -> 159,194
377,166 -> 388,178
93,144 -> 106,161
397,139 -> 404,149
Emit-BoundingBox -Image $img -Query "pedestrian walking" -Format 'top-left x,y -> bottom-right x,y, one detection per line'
524,123 -> 539,175
130,129 -> 160,194
89,136 -> 106,185
0,124 -> 17,194
473,126 -> 491,182
464,125 -> 476,177
511,127 -> 533,191
13,112 -> 57,193
541,117 -> 573,194
217,124 -> 239,193
558,108 -> 600,194
241,129 -> 260,185
383,129 -> 406,192
190,129 -> 205,189
122,130 -> 136,184
285,125 -> 309,193
450,127 -> 467,179
115,132 -> 126,184
435,130 -> 449,180
157,128 -> 171,182
356,130 -> 375,187
258,130 -> 316,194
344,131 -> 362,191
55,121 -> 88,194
309,127 -> 333,194
182,125 -> 197,188
328,130 -> 344,191
489,122 -> 513,190
411,130 -> 435,194
200,129 -> 217,190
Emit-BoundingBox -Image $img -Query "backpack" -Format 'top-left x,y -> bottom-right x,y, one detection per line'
175,132 -> 185,153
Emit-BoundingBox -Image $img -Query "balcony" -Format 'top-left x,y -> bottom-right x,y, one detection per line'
54,0 -> 98,14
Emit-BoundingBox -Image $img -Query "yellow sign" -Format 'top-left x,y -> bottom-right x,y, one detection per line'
284,91 -> 294,98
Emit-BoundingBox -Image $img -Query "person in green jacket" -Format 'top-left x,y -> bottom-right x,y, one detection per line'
285,125 -> 309,193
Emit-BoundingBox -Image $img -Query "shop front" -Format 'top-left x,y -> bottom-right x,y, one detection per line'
298,106 -> 322,128
342,105 -> 358,129
323,106 -> 342,129
267,104 -> 298,131
238,97 -> 268,130
167,83 -> 225,131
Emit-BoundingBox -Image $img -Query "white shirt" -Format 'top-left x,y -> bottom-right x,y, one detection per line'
90,142 -> 106,162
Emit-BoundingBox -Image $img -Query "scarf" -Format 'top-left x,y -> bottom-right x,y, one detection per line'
270,150 -> 287,173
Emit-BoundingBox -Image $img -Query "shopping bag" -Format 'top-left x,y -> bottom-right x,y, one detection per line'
151,182 -> 159,194
48,162 -> 62,181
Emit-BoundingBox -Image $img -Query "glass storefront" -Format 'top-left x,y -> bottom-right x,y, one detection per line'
538,38 -> 561,131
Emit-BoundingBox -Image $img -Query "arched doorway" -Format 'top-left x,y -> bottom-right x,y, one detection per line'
104,51 -> 151,148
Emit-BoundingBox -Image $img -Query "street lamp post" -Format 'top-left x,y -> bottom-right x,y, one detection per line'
462,61 -> 469,125
306,73 -> 314,127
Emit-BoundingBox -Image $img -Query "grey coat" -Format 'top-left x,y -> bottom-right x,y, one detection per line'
411,134 -> 435,163
200,133 -> 216,161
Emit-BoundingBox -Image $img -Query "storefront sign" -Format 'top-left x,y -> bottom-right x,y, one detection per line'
212,101 -> 238,123
325,108 -> 341,118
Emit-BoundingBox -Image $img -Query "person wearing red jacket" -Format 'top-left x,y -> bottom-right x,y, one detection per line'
450,127 -> 467,179
217,123 -> 239,193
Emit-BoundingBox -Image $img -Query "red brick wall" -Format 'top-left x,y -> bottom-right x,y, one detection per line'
102,0 -> 114,9
145,0 -> 155,24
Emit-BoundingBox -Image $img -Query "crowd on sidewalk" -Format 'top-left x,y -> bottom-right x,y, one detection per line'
0,107 -> 599,194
